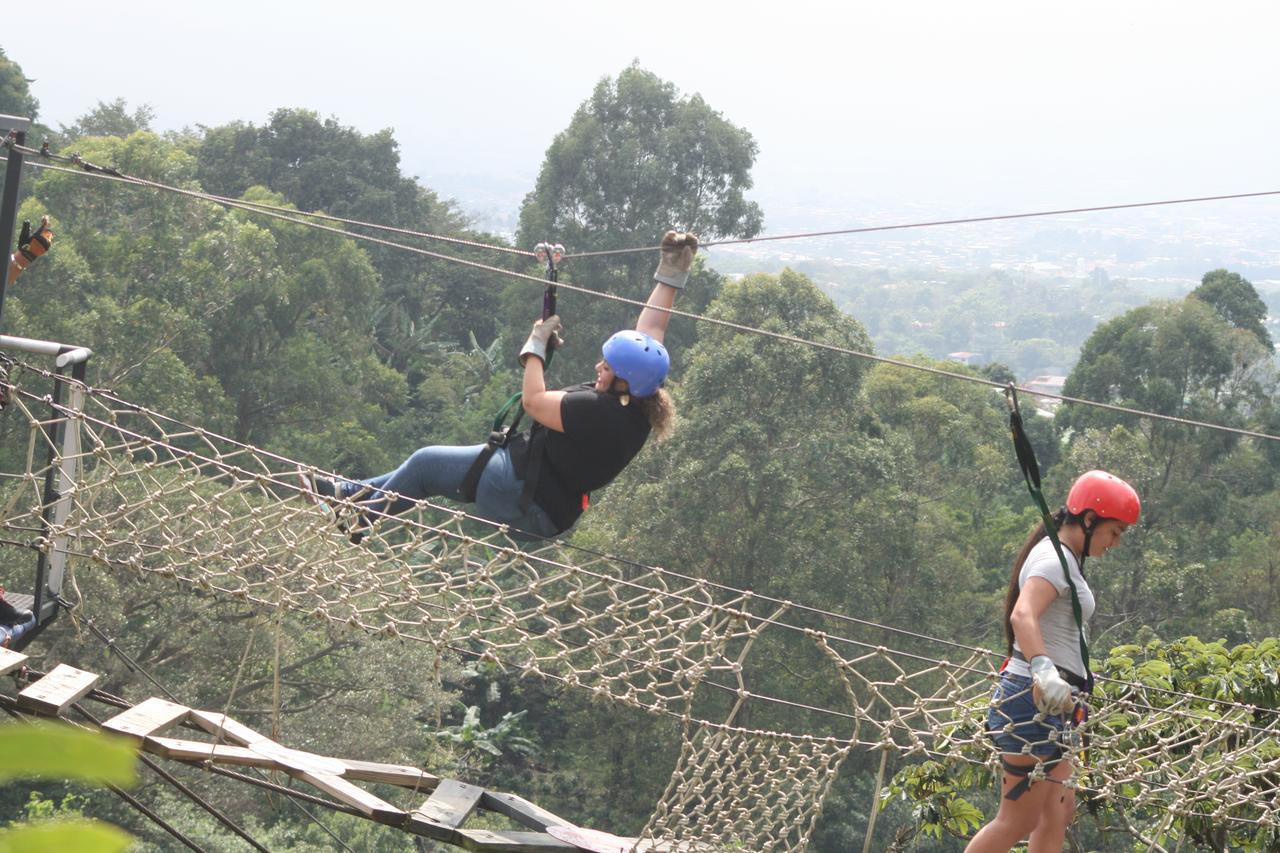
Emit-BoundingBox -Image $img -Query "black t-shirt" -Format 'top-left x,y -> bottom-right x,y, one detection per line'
509,382 -> 652,532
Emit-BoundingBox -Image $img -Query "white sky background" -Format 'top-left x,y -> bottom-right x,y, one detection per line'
14,0 -> 1280,222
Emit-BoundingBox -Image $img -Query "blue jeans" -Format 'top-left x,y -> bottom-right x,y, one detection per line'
343,444 -> 560,540
987,673 -> 1077,758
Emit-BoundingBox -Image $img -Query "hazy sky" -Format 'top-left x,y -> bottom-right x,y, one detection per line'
13,1 -> 1280,219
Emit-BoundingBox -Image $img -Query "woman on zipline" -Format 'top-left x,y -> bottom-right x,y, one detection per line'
302,231 -> 697,540
966,470 -> 1140,853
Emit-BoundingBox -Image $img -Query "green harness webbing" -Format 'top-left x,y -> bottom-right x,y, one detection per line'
459,391 -> 525,504
459,247 -> 561,508
1005,385 -> 1093,693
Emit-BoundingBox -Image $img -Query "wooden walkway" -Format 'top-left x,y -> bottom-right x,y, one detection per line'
0,647 -> 640,853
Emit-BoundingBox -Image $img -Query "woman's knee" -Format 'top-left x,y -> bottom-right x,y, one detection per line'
407,446 -> 440,468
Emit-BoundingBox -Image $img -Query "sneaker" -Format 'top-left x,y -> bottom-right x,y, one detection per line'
297,467 -> 341,507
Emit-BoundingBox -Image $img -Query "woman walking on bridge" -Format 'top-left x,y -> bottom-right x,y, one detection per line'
966,470 -> 1140,853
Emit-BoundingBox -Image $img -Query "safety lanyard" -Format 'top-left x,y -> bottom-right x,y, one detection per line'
1005,385 -> 1092,691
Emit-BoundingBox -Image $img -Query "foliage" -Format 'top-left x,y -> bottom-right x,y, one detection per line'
0,46 -> 38,120
515,62 -> 761,380
1191,268 -> 1274,350
433,704 -> 537,761
0,724 -> 136,785
0,723 -> 136,853
58,98 -> 155,141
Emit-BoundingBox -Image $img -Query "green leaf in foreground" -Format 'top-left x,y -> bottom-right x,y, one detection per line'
0,819 -> 134,853
0,723 -> 137,786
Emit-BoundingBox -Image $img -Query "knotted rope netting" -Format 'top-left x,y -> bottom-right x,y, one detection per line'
2,362 -> 1278,850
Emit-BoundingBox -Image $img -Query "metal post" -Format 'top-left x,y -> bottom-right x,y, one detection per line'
0,113 -> 31,332
33,358 -> 85,624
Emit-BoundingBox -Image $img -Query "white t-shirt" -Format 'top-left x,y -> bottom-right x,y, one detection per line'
1005,536 -> 1094,681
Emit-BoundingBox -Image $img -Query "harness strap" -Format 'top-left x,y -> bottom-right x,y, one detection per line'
1005,385 -> 1094,693
1002,756 -> 1064,801
460,392 -> 525,504
517,426 -> 547,514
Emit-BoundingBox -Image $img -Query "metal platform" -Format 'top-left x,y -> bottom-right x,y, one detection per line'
5,592 -> 34,615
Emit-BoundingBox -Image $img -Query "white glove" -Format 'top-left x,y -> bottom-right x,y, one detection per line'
519,314 -> 564,366
653,230 -> 698,289
1029,655 -> 1074,716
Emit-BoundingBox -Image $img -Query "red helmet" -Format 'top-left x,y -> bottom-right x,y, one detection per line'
1066,470 -> 1141,525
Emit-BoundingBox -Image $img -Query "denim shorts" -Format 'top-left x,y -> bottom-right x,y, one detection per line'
986,673 -> 1078,758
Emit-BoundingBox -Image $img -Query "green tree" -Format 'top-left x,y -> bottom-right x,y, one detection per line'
515,63 -> 763,380
0,723 -> 137,852
195,107 -> 519,443
0,46 -> 38,120
60,98 -> 155,140
1190,268 -> 1273,350
1057,295 -> 1273,529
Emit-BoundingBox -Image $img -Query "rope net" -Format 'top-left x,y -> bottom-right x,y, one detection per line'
1,363 -> 1278,849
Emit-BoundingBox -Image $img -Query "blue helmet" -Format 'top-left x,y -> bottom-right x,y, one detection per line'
601,331 -> 669,397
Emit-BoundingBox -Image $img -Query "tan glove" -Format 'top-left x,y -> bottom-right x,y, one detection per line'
519,314 -> 565,366
653,230 -> 698,289
7,216 -> 53,284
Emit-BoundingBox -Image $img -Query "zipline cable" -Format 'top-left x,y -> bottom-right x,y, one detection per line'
5,141 -> 535,259
560,189 -> 1280,259
9,154 -> 1280,446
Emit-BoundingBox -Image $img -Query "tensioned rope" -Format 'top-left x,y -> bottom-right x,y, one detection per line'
5,141 -> 535,258
14,136 -> 1276,266
561,189 -> 1280,258
2,371 -> 1278,844
8,151 -> 1280,446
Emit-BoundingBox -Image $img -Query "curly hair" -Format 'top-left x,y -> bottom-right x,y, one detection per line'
635,388 -> 676,441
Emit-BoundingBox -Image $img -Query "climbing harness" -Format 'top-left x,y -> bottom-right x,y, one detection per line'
459,243 -> 564,506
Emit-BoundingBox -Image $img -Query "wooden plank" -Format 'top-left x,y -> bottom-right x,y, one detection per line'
415,778 -> 484,829
247,739 -> 348,776
187,709 -> 269,746
0,646 -> 27,677
339,757 -> 440,789
295,771 -> 405,823
546,825 -> 635,853
481,791 -> 571,831
403,811 -> 464,846
143,735 -> 261,765
101,697 -> 190,742
455,828 -> 576,852
16,664 -> 99,715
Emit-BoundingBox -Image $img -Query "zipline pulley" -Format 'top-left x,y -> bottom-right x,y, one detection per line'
533,241 -> 564,321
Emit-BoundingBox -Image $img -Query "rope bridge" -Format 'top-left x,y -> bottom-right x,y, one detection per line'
1,362 -> 1278,850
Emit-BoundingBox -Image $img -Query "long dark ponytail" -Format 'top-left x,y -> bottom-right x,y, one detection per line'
1003,507 -> 1078,655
